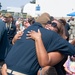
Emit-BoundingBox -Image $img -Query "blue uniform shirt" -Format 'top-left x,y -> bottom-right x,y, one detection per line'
5,22 -> 75,75
0,19 -> 8,60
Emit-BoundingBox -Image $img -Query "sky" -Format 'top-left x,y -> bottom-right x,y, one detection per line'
36,0 -> 75,17
0,0 -> 31,10
23,0 -> 75,17
0,0 -> 75,17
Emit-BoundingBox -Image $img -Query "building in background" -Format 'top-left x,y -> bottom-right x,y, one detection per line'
23,0 -> 75,17
23,3 -> 36,17
7,7 -> 21,13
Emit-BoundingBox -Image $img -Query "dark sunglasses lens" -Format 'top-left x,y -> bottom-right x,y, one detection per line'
47,21 -> 51,24
73,55 -> 75,57
51,22 -> 57,27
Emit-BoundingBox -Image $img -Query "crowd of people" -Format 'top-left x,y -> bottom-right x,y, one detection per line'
0,12 -> 75,75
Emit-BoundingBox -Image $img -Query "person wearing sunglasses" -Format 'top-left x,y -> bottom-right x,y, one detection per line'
48,19 -> 68,75
45,19 -> 73,75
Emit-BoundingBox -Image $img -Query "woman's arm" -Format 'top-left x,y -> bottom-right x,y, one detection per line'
26,29 -> 64,67
12,31 -> 24,44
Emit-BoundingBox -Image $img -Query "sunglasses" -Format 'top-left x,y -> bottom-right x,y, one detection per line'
47,21 -> 60,32
51,22 -> 58,28
47,21 -> 58,28
51,22 -> 60,32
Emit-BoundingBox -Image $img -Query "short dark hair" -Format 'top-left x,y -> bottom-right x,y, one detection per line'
44,67 -> 58,75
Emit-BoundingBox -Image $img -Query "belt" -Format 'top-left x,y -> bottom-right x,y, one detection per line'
7,69 -> 28,75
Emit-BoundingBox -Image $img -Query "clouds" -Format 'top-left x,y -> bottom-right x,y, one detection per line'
36,0 -> 75,17
1,0 -> 75,17
0,0 -> 31,10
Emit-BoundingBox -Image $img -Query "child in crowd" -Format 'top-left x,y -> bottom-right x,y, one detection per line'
63,55 -> 75,75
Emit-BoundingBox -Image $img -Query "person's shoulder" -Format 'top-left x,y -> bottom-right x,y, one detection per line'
0,19 -> 5,26
0,19 -> 2,21
0,19 -> 6,24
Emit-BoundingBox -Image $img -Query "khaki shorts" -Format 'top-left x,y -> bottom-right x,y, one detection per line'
7,69 -> 28,75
